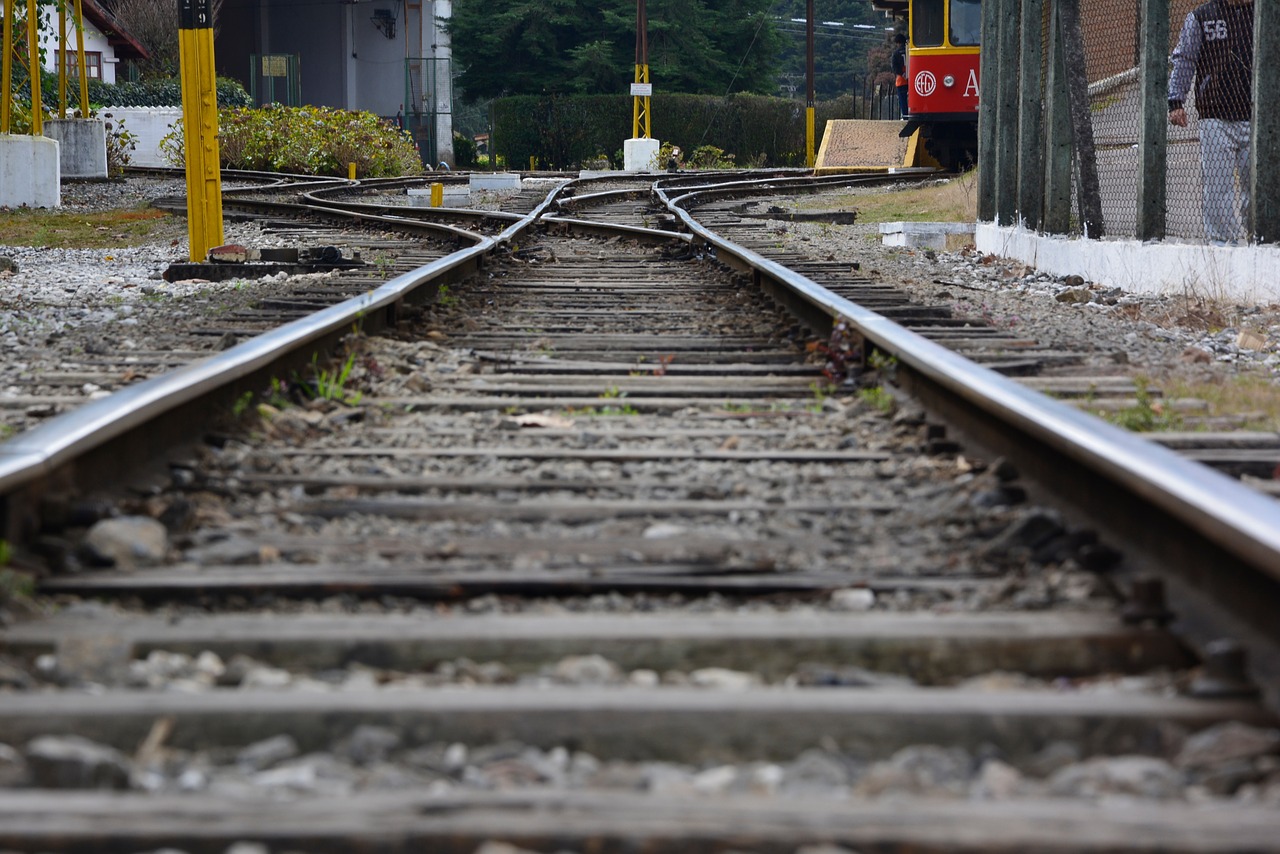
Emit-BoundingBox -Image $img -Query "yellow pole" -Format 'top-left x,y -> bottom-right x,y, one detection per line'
806,106 -> 815,168
1,0 -> 14,133
178,0 -> 224,261
73,0 -> 88,116
348,162 -> 356,180
25,0 -> 40,135
430,182 -> 442,207
57,0 -> 66,117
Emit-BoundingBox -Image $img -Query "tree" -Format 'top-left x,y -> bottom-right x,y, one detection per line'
448,0 -> 780,100
771,0 -> 898,101
105,0 -> 224,79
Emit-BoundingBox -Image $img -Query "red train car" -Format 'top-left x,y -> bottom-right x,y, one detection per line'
873,0 -> 981,169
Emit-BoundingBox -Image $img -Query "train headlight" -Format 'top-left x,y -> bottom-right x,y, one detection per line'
943,75 -> 956,87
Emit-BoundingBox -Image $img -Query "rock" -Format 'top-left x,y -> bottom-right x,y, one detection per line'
1047,756 -> 1184,800
25,735 -> 133,789
339,725 -> 402,766
980,510 -> 1065,559
692,764 -> 738,794
830,588 -> 875,611
403,742 -> 469,776
222,844 -> 271,854
855,745 -> 972,797
551,654 -> 622,685
473,842 -> 542,854
1062,274 -> 1086,287
240,665 -> 293,689
1027,741 -> 1082,778
793,664 -> 914,689
1175,722 -> 1280,770
971,758 -> 1023,799
0,659 -> 33,690
688,667 -> 761,690
781,748 -> 852,793
236,734 -> 299,772
1181,346 -> 1213,364
82,516 -> 169,569
628,668 -> 660,687
1055,286 -> 1094,305
0,743 -> 29,787
0,256 -> 18,274
1196,758 -> 1266,796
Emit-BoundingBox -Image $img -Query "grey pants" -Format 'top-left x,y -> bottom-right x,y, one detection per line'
1200,118 -> 1251,244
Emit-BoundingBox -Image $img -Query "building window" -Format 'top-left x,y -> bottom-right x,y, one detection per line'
57,50 -> 103,79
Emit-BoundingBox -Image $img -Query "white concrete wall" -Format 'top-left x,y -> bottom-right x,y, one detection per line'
976,223 -> 1280,306
103,108 -> 182,167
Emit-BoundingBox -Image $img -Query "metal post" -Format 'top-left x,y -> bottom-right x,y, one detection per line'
58,0 -> 67,118
178,0 -> 225,261
632,0 -> 651,140
976,0 -> 1000,221
25,0 -> 40,135
806,0 -> 815,168
1137,0 -> 1168,241
1252,0 -> 1278,243
74,0 -> 88,116
994,0 -> 1020,225
1017,0 -> 1046,230
1042,0 -> 1073,235
1,0 -> 13,133
1057,0 -> 1103,237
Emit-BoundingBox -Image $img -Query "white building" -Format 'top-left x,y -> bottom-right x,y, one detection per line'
33,0 -> 150,86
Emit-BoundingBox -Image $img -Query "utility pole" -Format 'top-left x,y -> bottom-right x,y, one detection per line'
632,0 -> 651,140
806,0 -> 815,167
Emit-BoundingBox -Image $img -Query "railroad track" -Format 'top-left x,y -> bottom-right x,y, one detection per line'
0,170 -> 1278,852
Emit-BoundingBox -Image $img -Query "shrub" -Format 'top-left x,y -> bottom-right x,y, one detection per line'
453,132 -> 477,169
100,112 -> 138,176
160,105 -> 423,177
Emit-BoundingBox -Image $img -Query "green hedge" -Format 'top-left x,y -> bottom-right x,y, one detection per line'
491,93 -> 859,169
17,73 -> 253,110
85,77 -> 254,109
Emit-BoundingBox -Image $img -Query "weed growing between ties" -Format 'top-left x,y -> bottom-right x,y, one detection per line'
1103,381 -> 1182,433
0,539 -> 35,607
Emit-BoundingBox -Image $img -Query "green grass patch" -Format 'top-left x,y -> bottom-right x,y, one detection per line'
1164,373 -> 1280,431
798,171 -> 978,225
0,206 -> 183,249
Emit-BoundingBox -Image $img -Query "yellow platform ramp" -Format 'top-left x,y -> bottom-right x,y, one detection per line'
814,119 -> 912,174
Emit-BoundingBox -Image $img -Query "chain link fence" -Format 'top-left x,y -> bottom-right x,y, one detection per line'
982,0 -> 1272,246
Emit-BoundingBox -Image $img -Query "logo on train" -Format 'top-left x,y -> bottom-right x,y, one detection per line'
913,71 -> 937,97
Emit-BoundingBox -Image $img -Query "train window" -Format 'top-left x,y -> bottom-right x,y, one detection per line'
912,0 -> 945,47
950,0 -> 982,46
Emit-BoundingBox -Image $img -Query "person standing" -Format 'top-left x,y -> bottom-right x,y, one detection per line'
1168,0 -> 1254,245
891,33 -> 909,119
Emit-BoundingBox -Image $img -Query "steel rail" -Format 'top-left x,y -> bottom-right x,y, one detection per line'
0,180 -> 569,539
658,183 -> 1280,651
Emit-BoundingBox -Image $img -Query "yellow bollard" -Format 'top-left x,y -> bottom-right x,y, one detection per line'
430,182 -> 443,207
348,162 -> 356,180
178,0 -> 223,261
529,156 -> 536,172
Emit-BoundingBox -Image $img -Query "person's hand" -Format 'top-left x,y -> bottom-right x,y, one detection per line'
1170,107 -> 1188,127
